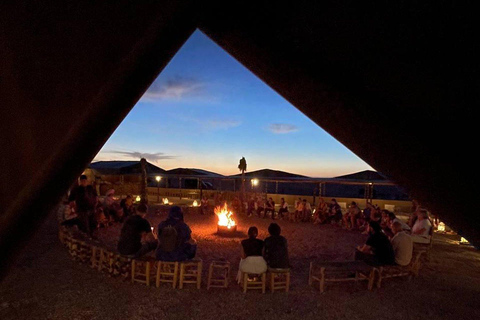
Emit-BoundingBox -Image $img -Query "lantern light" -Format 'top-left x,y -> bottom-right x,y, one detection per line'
437,222 -> 445,232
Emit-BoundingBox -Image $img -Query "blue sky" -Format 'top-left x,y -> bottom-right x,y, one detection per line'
94,30 -> 373,178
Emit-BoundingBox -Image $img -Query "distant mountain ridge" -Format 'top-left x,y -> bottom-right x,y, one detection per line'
89,160 -> 382,181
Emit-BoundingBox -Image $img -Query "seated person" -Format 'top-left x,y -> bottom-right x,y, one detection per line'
408,200 -> 421,228
301,199 -> 313,222
155,206 -> 197,262
232,196 -> 242,214
256,196 -> 265,217
277,198 -> 289,219
390,221 -> 413,266
313,197 -> 329,224
247,196 -> 256,217
386,211 -> 411,233
410,209 -> 432,244
264,197 -> 275,219
343,201 -> 361,230
120,194 -> 136,220
355,221 -> 395,266
362,202 -> 374,221
117,204 -> 157,258
263,223 -> 289,269
236,226 -> 267,283
103,189 -> 123,222
327,198 -> 343,224
294,197 -> 303,222
200,195 -> 209,215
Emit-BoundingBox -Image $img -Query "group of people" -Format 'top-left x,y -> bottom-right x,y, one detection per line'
246,196 -> 280,219
354,200 -> 434,267
237,223 -> 290,283
64,175 -> 139,236
65,175 -> 432,274
117,204 -> 197,261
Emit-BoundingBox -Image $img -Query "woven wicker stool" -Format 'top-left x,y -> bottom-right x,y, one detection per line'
131,257 -> 156,286
207,260 -> 230,290
156,261 -> 179,288
179,259 -> 203,289
268,267 -> 290,292
242,272 -> 266,293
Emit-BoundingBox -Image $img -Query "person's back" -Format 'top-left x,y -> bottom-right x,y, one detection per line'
155,206 -> 196,262
264,223 -> 289,269
237,226 -> 267,283
391,230 -> 413,266
117,214 -> 151,256
367,231 -> 395,265
241,237 -> 264,257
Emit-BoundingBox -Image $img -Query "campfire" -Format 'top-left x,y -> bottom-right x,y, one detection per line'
162,198 -> 169,205
215,203 -> 237,234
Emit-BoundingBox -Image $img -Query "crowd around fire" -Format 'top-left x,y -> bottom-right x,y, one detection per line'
61,175 -> 434,277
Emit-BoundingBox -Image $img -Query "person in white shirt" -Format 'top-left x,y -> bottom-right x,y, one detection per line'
390,221 -> 413,266
411,209 -> 432,244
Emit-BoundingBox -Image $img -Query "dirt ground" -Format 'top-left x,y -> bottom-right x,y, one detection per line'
1,204 -> 479,320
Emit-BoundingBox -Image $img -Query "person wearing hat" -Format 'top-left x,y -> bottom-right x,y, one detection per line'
155,206 -> 197,262
68,174 -> 98,236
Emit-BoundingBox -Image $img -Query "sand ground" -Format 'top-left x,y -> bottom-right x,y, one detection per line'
1,204 -> 479,320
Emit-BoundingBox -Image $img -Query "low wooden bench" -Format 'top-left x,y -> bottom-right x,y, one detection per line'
373,250 -> 425,288
309,260 -> 375,293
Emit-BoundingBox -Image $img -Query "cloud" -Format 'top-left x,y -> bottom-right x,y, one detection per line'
142,76 -> 205,100
268,123 -> 299,134
109,150 -> 177,163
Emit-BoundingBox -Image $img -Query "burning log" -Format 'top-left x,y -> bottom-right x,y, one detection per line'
215,203 -> 237,234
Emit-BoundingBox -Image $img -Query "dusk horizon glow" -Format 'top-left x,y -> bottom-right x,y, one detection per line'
94,30 -> 374,178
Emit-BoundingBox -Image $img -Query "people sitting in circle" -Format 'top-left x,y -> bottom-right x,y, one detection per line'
390,221 -> 413,266
155,206 -> 197,262
256,196 -> 265,217
410,209 -> 432,244
362,202 -> 375,222
103,189 -> 123,222
236,226 -> 267,283
264,197 -> 275,219
355,221 -> 395,266
120,194 -> 136,220
277,198 -> 289,220
343,201 -> 361,230
385,210 -> 411,235
117,204 -> 157,258
294,197 -> 303,222
313,197 -> 329,224
301,199 -> 313,222
263,223 -> 289,269
327,198 -> 343,225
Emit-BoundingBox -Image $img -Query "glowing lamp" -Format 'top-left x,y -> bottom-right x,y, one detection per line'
135,195 -> 141,202
437,222 -> 445,232
193,200 -> 198,207
155,176 -> 161,182
251,178 -> 259,186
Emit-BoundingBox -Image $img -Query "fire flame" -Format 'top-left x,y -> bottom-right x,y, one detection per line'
193,200 -> 198,207
162,198 -> 169,205
215,203 -> 236,229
